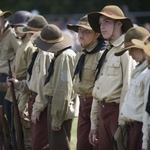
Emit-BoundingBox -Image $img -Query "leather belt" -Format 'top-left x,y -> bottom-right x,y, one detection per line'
98,100 -> 118,107
79,94 -> 92,99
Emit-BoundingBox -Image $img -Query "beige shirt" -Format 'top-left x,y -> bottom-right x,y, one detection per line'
15,49 -> 53,92
142,70 -> 150,150
14,39 -> 36,79
44,49 -> 76,127
119,61 -> 148,123
0,28 -> 20,74
73,40 -> 104,94
91,34 -> 136,130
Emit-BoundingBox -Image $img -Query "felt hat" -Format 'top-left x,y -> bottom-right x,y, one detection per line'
17,15 -> 48,33
132,34 -> 150,56
67,15 -> 92,32
88,5 -> 133,33
10,11 -> 32,26
0,9 -> 12,18
33,24 -> 73,52
115,26 -> 149,56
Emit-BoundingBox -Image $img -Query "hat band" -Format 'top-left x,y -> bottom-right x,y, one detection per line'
78,21 -> 90,26
26,25 -> 42,31
40,35 -> 64,43
101,10 -> 124,18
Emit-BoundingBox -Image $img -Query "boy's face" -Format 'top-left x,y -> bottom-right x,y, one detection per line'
99,16 -> 115,40
78,26 -> 98,46
128,48 -> 145,62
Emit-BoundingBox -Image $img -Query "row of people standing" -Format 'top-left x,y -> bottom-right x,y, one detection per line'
0,4 -> 150,150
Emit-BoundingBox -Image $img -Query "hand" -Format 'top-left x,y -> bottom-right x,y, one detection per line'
19,111 -> 25,119
31,114 -> 39,125
42,144 -> 49,149
51,126 -> 61,131
89,129 -> 99,146
6,77 -> 18,86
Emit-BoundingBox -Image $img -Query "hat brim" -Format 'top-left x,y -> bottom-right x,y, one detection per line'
88,12 -> 133,33
17,26 -> 39,33
67,24 -> 92,32
115,45 -> 143,56
0,11 -> 12,18
33,33 -> 73,52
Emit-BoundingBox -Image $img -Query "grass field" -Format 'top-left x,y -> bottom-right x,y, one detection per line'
70,117 -> 78,150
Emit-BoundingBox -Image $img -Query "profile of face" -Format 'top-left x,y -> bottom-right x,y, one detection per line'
99,16 -> 122,41
78,26 -> 99,47
129,48 -> 146,62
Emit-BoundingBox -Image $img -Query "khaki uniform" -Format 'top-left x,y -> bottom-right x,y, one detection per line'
73,40 -> 105,150
73,40 -> 103,94
12,38 -> 36,150
91,35 -> 136,130
0,28 -> 20,74
15,49 -> 54,150
43,49 -> 76,150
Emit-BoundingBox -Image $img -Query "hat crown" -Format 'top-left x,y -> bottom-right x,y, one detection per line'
125,26 -> 149,44
27,15 -> 48,29
11,11 -> 32,26
101,5 -> 125,18
41,24 -> 62,41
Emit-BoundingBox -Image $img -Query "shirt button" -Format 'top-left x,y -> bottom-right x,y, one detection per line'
100,73 -> 103,76
97,86 -> 99,90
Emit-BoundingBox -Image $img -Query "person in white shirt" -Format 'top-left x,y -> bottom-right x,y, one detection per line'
115,26 -> 150,150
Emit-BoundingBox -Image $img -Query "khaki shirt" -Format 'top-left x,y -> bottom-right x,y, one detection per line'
44,49 -> 76,127
91,34 -> 136,130
15,50 -> 53,94
14,39 -> 36,79
73,40 -> 104,94
120,61 -> 148,123
0,28 -> 20,74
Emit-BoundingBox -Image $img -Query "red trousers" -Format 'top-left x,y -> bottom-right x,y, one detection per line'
77,96 -> 98,150
28,92 -> 48,150
98,102 -> 119,150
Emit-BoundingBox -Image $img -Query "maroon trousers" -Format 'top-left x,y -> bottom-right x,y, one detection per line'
98,102 -> 119,150
28,92 -> 48,150
128,121 -> 143,150
77,96 -> 98,150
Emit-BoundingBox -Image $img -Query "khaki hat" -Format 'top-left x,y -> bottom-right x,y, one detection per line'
88,5 -> 133,33
0,9 -> 12,18
132,34 -> 150,56
67,15 -> 92,32
115,26 -> 149,56
33,24 -> 73,52
17,15 -> 48,33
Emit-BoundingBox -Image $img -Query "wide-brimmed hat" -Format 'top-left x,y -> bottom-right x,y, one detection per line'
115,26 -> 149,56
132,34 -> 150,56
0,9 -> 12,18
33,24 -> 73,52
17,15 -> 48,33
67,15 -> 93,32
10,11 -> 32,27
88,5 -> 133,33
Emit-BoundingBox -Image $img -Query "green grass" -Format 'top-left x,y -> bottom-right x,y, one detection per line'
71,117 -> 78,150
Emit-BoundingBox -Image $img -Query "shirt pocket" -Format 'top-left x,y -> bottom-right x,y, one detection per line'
106,61 -> 120,76
0,44 -> 9,58
130,80 -> 142,98
83,62 -> 97,82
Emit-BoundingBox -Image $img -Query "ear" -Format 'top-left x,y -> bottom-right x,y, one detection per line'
95,33 -> 100,39
116,21 -> 123,28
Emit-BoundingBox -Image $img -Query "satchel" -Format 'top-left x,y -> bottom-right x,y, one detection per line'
114,124 -> 129,150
